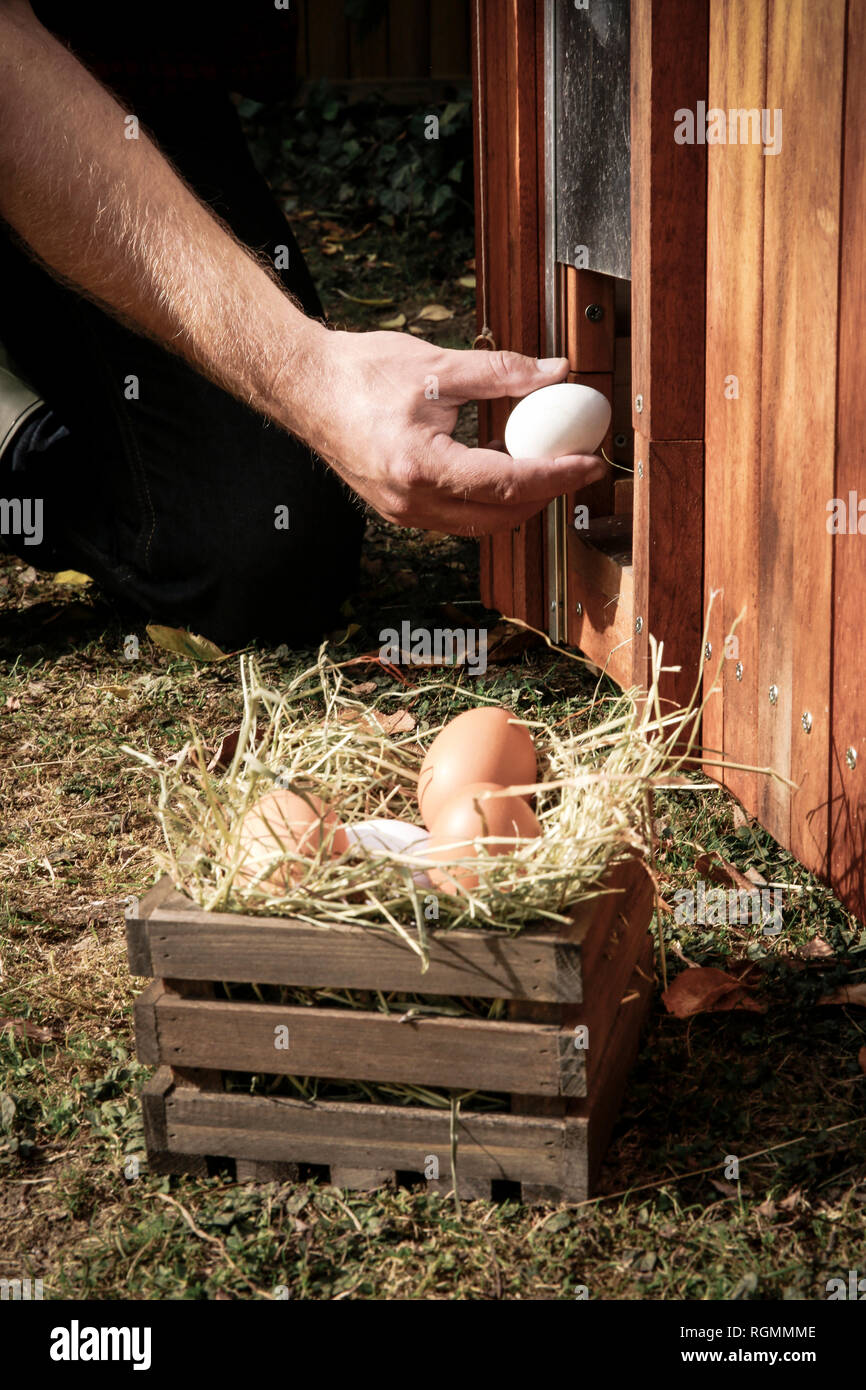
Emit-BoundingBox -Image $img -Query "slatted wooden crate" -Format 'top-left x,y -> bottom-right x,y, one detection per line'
125,855 -> 656,1202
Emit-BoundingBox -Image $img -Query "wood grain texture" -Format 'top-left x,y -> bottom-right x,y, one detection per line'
702,0 -> 767,812
631,437 -> 704,712
141,1068 -> 207,1177
149,998 -> 578,1097
124,876 -> 175,976
630,0 -> 709,441
143,892 -> 584,1003
430,0 -> 470,76
164,1093 -> 567,1186
757,0 -> 844,868
473,0 -> 544,623
829,0 -> 866,920
566,268 -> 615,374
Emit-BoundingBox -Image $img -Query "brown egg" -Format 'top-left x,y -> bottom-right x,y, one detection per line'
236,787 -> 348,892
424,781 -> 541,894
417,707 -> 537,830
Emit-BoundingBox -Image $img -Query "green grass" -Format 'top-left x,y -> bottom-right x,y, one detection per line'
2,521 -> 865,1299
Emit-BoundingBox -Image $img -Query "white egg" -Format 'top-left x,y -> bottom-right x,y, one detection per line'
343,819 -> 433,889
504,382 -> 612,460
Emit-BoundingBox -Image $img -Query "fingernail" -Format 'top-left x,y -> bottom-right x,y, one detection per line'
536,357 -> 566,371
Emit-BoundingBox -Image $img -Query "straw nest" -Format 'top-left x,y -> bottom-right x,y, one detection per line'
126,634 -> 705,968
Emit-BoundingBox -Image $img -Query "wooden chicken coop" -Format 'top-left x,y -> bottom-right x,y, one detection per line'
473,0 -> 866,923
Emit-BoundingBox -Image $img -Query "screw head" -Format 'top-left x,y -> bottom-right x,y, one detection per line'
613,433 -> 628,449
635,394 -> 644,413
704,642 -> 712,661
769,684 -> 779,705
801,711 -> 813,734
635,616 -> 643,634
585,303 -> 604,322
637,460 -> 644,478
846,746 -> 857,770
575,601 -> 583,617
735,661 -> 744,682
550,599 -> 557,611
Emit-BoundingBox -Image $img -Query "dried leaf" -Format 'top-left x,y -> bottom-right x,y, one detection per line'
0,1016 -> 57,1044
778,1188 -> 803,1212
754,1197 -> 777,1220
732,804 -> 750,829
19,566 -> 37,584
415,303 -> 453,322
100,685 -> 133,699
408,325 -> 426,336
710,1179 -> 741,1197
662,965 -> 765,1018
336,289 -> 394,306
801,935 -> 833,959
346,681 -> 377,696
337,708 -> 415,736
146,625 -> 228,663
4,695 -> 20,712
53,569 -> 92,586
456,274 -> 476,288
695,851 -> 759,894
817,983 -> 866,1008
378,313 -> 407,329
207,727 -> 243,772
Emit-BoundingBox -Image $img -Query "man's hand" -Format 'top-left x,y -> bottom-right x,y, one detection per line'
0,2 -> 606,537
289,326 -> 607,534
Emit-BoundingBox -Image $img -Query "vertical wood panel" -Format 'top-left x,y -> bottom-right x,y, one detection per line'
703,0 -> 767,807
430,0 -> 470,75
630,0 -> 707,712
306,2 -> 349,78
632,439 -> 704,712
830,0 -> 866,919
348,11 -> 389,79
757,0 -> 844,867
388,1 -> 431,77
630,0 -> 708,442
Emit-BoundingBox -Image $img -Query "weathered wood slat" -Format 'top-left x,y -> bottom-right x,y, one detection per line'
702,0 -> 767,813
144,997 -> 579,1097
630,0 -> 709,442
756,0 -> 844,870
141,1068 -> 207,1177
164,1093 -> 566,1185
125,877 -> 175,976
830,0 -> 866,922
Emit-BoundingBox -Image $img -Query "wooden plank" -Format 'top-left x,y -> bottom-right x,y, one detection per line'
348,7 -> 389,80
572,930 -> 654,1193
388,0 -> 430,77
165,1095 -> 567,1186
306,0 -> 349,78
630,0 -> 709,441
703,0 -> 767,812
614,479 -> 633,515
612,335 -> 633,460
566,531 -> 635,688
330,1166 -> 395,1192
757,0 -> 844,867
149,998 -> 579,1097
124,876 -> 175,976
565,268 -> 615,374
430,0 -> 470,77
141,1068 -> 206,1177
631,435 -> 704,712
830,0 -> 866,922
145,886 -> 584,1003
133,979 -> 165,1065
235,1159 -> 298,1183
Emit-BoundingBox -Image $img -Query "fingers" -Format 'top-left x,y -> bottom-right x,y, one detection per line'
437,348 -> 570,403
422,436 -> 608,505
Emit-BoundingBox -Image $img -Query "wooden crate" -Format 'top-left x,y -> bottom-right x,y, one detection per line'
126,856 -> 656,1203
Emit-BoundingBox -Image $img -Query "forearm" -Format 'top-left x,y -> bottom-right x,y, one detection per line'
0,2 -> 324,436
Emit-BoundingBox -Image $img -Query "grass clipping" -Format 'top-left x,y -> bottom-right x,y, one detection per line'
128,636 -> 703,967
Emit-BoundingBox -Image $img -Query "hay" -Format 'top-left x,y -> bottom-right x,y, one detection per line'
125,631 -> 710,958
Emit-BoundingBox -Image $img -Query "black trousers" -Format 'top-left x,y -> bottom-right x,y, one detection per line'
0,86 -> 364,647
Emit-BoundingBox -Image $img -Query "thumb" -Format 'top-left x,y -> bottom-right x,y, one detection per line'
444,349 -> 569,402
